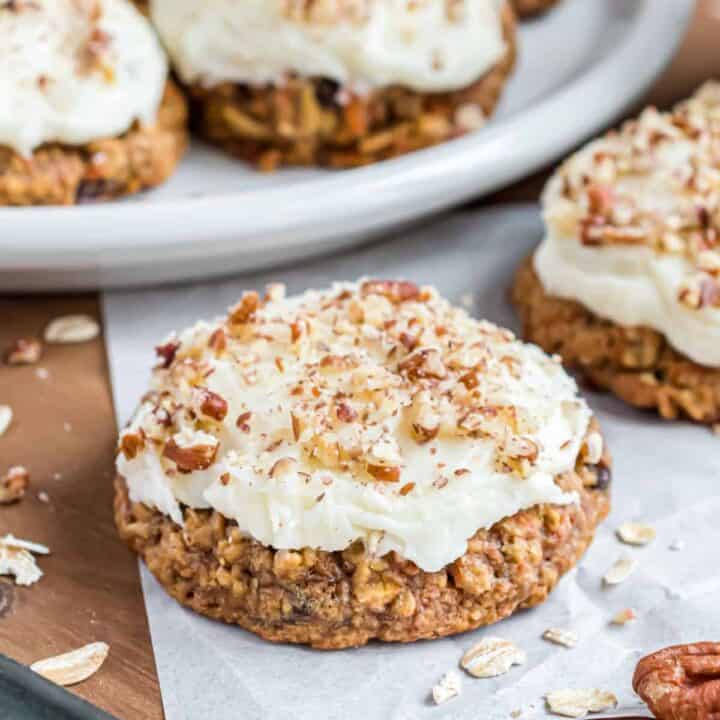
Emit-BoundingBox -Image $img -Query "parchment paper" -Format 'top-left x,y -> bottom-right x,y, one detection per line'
103,207 -> 720,720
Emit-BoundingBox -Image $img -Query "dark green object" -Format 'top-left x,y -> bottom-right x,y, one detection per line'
0,653 -> 117,720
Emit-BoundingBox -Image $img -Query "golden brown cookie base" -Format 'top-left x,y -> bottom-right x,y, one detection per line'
512,257 -> 720,424
189,3 -> 516,170
511,0 -> 560,17
0,81 -> 188,206
114,426 -> 610,650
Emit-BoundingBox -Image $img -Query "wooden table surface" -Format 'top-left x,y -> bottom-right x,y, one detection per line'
1,4 -> 719,718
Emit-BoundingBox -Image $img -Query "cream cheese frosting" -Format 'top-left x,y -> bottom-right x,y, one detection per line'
0,0 -> 168,156
535,82 -> 720,368
117,280 -> 595,573
150,0 -> 507,93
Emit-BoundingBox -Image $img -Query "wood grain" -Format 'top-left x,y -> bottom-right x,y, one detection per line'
0,296 -> 161,720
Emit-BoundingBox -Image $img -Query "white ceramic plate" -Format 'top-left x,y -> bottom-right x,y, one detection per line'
0,0 -> 693,291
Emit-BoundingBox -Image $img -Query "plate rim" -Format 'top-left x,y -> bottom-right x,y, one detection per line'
0,0 -> 695,274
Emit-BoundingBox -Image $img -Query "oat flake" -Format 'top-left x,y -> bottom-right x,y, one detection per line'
617,521 -> 656,546
0,405 -> 12,437
460,637 -> 526,678
432,670 -> 462,705
603,556 -> 637,585
31,642 -> 109,686
545,688 -> 618,718
44,315 -> 100,344
543,628 -> 578,648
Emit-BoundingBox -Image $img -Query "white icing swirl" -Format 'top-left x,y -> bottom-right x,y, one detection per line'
150,0 -> 508,93
117,281 -> 592,572
0,0 -> 167,155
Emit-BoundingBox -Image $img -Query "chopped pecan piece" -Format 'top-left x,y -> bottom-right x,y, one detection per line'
360,280 -> 421,304
155,341 -> 179,369
199,390 -> 228,421
229,292 -> 260,324
367,464 -> 400,483
163,437 -> 218,473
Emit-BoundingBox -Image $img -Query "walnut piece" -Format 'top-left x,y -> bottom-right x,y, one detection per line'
633,643 -> 720,720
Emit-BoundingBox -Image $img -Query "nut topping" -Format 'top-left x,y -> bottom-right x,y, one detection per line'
198,389 -> 228,421
633,643 -> 720,720
163,435 -> 219,473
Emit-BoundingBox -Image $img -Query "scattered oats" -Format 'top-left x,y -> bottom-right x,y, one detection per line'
35,367 -> 49,380
1,534 -> 50,555
603,556 -> 637,586
63,422 -> 72,433
37,491 -> 50,503
459,292 -> 475,309
454,103 -> 486,132
44,315 -> 100,344
543,628 -> 578,648
52,472 -> 62,481
0,405 -> 12,437
668,538 -> 685,551
545,689 -> 617,718
610,608 -> 637,626
617,521 -> 656,546
0,535 -> 48,586
460,637 -> 526,678
432,670 -> 462,705
31,642 -> 109,686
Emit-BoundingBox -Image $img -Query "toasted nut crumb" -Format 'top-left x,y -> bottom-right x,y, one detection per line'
4,337 -> 42,365
545,688 -> 617,718
611,608 -> 637,626
0,405 -> 12,437
0,466 -> 30,504
603,556 -> 637,586
432,670 -> 462,705
31,642 -> 109,686
461,637 -> 526,678
44,315 -> 100,344
617,521 -> 656,546
543,628 -> 578,648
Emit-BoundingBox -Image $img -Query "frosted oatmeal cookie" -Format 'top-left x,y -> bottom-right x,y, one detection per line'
511,0 -> 559,17
513,83 -> 720,424
114,279 -> 610,649
0,0 -> 188,206
148,0 -> 516,169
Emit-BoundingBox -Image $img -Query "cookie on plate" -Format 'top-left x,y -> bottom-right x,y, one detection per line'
513,83 -> 720,425
0,0 -> 188,206
114,279 -> 610,649
511,0 -> 560,17
148,0 -> 516,170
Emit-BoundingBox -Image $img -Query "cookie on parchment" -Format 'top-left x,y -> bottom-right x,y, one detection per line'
114,279 -> 610,649
513,83 -> 720,425
0,0 -> 187,206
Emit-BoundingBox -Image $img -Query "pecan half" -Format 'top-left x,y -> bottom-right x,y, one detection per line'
633,643 -> 720,720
